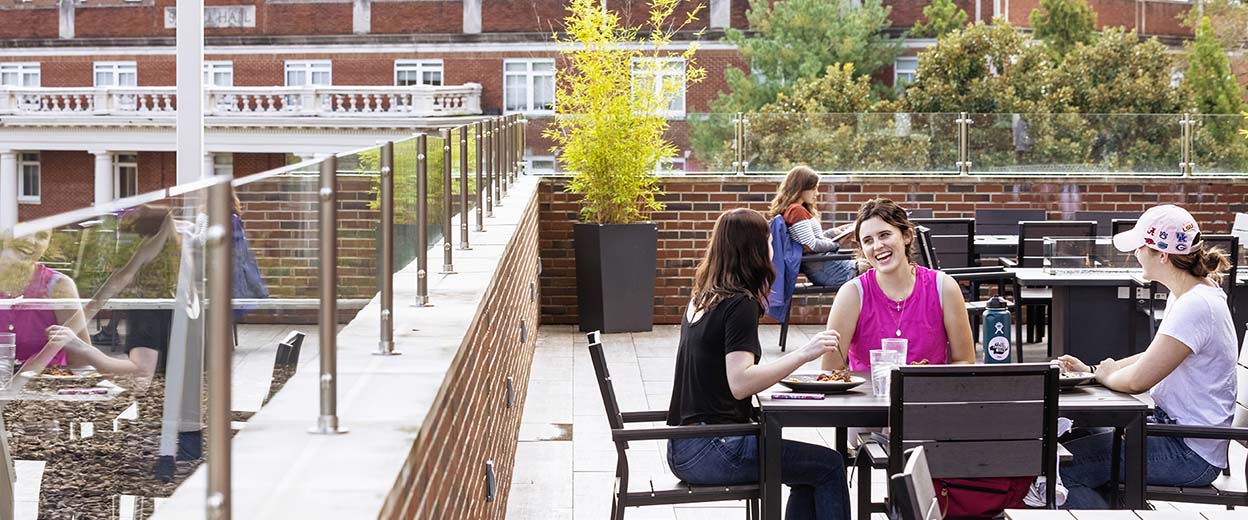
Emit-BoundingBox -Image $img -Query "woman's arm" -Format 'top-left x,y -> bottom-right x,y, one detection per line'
48,275 -> 95,368
790,219 -> 840,253
821,284 -> 861,370
725,330 -> 841,400
1095,334 -> 1190,394
940,275 -> 976,364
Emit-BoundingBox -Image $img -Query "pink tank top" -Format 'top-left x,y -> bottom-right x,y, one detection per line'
0,263 -> 70,365
846,265 -> 949,370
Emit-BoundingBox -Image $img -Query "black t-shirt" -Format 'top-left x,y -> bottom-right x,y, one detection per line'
125,309 -> 172,373
666,293 -> 763,426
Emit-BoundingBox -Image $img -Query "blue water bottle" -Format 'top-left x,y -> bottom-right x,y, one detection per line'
983,295 -> 1012,364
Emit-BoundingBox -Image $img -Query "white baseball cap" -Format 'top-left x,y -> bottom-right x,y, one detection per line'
1112,204 -> 1201,254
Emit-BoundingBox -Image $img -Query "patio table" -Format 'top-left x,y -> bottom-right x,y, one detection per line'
1009,268 -> 1152,361
756,374 -> 1153,520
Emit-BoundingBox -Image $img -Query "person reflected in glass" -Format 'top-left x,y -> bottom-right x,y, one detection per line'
822,198 -> 976,370
1057,205 -> 1236,509
768,166 -> 857,287
666,208 -> 851,520
0,228 -> 94,372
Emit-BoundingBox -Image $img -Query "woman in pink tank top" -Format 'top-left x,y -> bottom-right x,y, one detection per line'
821,199 -> 975,371
1,229 -> 90,367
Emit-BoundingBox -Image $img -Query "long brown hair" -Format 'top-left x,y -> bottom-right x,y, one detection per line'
853,198 -> 916,261
1168,237 -> 1233,283
768,165 -> 820,220
691,208 -> 775,313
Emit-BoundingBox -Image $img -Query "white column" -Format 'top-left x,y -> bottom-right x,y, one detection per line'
58,0 -> 74,40
176,0 -> 205,185
710,0 -> 730,29
353,0 -> 371,34
0,152 -> 17,229
463,0 -> 481,34
204,153 -> 215,178
93,151 -> 114,206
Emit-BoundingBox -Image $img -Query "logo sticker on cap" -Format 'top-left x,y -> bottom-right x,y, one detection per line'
1175,232 -> 1188,243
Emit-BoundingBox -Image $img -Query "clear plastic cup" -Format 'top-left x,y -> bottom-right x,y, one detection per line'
881,337 -> 908,364
870,349 -> 903,397
0,332 -> 15,389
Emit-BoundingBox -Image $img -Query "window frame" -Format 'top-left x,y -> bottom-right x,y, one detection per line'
503,58 -> 556,115
284,60 -> 333,87
0,63 -> 41,87
212,154 -> 234,177
525,155 -> 557,174
631,57 -> 687,118
93,61 -> 138,87
17,152 -> 40,204
394,59 -> 445,87
893,57 -> 918,90
114,153 -> 139,200
204,61 -> 234,87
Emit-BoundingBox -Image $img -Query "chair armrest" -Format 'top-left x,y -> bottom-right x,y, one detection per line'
1146,423 -> 1248,442
1057,443 -> 1073,463
859,440 -> 889,468
612,423 -> 761,442
998,257 -> 1018,268
620,410 -> 668,423
802,253 -> 855,262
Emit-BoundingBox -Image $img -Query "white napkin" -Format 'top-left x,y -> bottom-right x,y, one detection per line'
1025,417 -> 1073,507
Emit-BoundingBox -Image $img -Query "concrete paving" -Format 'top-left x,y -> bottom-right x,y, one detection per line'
510,325 -> 1246,519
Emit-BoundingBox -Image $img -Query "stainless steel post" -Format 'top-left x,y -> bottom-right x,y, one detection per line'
459,126 -> 471,249
500,117 -> 510,196
310,156 -> 348,434
375,141 -> 399,356
956,112 -> 972,175
475,122 -> 486,230
1181,113 -> 1194,176
416,134 -> 431,306
492,118 -> 503,206
484,121 -> 495,217
440,128 -> 455,274
734,112 -> 744,175
517,116 -> 526,177
206,179 -> 233,520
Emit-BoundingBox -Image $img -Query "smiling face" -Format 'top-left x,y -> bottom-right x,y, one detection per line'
857,216 -> 911,274
1,230 -> 51,265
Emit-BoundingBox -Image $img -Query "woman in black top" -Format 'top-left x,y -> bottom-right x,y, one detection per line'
666,208 -> 851,520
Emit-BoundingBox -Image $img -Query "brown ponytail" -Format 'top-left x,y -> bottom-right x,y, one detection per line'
1168,237 -> 1233,283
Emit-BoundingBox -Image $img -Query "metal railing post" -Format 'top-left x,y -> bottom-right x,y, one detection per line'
956,112 -> 972,176
497,117 -> 508,201
508,115 -> 517,184
206,179 -> 233,520
734,112 -> 745,175
517,116 -> 526,177
440,128 -> 455,274
375,141 -> 399,356
1180,113 -> 1194,176
484,120 -> 495,217
459,126 -> 471,249
475,122 -> 486,229
310,156 -> 348,435
416,134 -> 431,307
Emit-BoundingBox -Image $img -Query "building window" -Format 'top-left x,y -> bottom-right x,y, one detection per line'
893,57 -> 918,90
503,59 -> 555,114
395,60 -> 444,86
213,154 -> 233,177
657,157 -> 686,174
94,62 -> 138,87
526,155 -> 556,174
204,62 -> 234,87
285,60 -> 332,86
0,63 -> 40,87
18,153 -> 39,204
632,58 -> 687,117
114,154 -> 139,199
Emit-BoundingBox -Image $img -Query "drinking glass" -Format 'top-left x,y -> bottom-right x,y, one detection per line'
869,349 -> 903,397
881,337 -> 908,364
0,332 -> 16,389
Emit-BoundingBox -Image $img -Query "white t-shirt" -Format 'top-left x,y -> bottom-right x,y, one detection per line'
1152,283 -> 1238,468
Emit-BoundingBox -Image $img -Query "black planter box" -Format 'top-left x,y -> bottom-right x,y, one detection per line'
574,223 -> 657,333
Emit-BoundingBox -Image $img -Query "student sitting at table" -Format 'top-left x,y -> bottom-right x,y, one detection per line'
821,198 -> 976,370
1057,204 -> 1236,509
666,208 -> 851,520
0,228 -> 93,369
768,165 -> 858,287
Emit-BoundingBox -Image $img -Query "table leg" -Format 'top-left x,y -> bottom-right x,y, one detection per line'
764,414 -> 783,520
1123,413 -> 1146,509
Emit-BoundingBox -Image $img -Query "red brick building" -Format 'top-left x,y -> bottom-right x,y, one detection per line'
0,0 -> 1196,225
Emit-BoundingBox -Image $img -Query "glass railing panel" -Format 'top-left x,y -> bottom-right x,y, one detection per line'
1190,114 -> 1248,176
966,113 -> 1184,176
741,112 -> 960,175
675,113 -> 737,175
521,115 -> 565,175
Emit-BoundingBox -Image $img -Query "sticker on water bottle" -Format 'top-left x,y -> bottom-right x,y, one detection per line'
987,322 -> 1010,361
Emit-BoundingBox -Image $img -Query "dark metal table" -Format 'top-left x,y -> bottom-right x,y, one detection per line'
1010,268 -> 1153,361
756,378 -> 1153,520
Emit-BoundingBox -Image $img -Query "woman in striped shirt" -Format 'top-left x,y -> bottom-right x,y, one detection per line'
768,165 -> 857,287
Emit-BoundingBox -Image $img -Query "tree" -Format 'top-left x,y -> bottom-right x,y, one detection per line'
911,0 -> 969,39
1053,28 -> 1183,115
1185,16 -> 1244,117
1030,0 -> 1097,57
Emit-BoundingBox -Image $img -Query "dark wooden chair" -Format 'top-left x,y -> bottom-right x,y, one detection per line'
912,218 -> 976,269
906,208 -> 934,219
856,363 -> 1061,520
263,331 -> 305,406
974,208 -> 1047,236
889,446 -> 941,520
1003,221 -> 1098,356
914,225 -> 1020,355
585,331 -> 762,519
1075,211 -> 1142,237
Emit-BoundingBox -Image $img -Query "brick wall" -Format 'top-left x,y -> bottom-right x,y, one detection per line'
384,188 -> 540,520
18,151 -> 94,221
0,5 -> 58,39
538,175 -> 1248,326
372,1 -> 463,34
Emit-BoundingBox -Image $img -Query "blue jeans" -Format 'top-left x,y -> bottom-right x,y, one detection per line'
801,256 -> 856,287
1058,408 -> 1222,509
667,435 -> 850,520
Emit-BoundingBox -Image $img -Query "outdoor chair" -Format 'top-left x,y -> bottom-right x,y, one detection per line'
262,331 -> 305,406
855,363 -> 1061,520
1001,221 -> 1098,355
912,218 -> 977,269
584,331 -> 762,519
770,215 -> 856,352
889,446 -> 941,520
914,226 -> 1020,355
1075,211 -> 1142,237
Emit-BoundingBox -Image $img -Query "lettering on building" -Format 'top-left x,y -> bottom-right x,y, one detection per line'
164,6 -> 257,29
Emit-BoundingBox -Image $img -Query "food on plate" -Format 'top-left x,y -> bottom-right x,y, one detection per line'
42,366 -> 74,377
816,370 -> 852,382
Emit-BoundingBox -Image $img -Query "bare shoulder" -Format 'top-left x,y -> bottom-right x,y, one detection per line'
49,273 -> 82,300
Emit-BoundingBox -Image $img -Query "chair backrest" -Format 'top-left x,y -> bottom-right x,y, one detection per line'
888,363 -> 1060,504
913,218 -> 976,269
1111,219 -> 1137,238
890,446 -> 942,520
1017,221 -> 1098,268
586,331 -> 626,431
1203,235 -> 1240,307
275,330 -> 306,368
975,209 -> 1047,236
1234,333 -> 1248,447
914,225 -> 939,270
907,208 -> 935,219
1075,211 -> 1142,236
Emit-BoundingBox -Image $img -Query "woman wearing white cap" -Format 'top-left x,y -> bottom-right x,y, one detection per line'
1057,204 -> 1237,509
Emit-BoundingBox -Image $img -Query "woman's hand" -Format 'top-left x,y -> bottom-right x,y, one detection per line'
45,325 -> 88,353
1094,358 -> 1122,383
798,330 -> 841,364
1057,355 -> 1089,373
